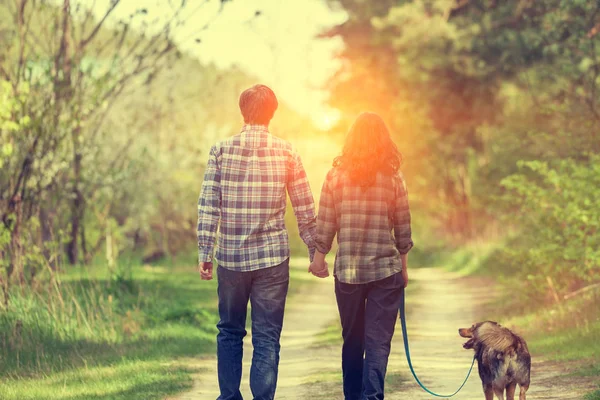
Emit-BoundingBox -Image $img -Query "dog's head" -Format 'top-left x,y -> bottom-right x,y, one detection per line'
458,321 -> 501,349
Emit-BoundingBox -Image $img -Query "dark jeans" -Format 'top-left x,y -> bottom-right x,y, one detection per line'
216,259 -> 290,400
335,272 -> 404,400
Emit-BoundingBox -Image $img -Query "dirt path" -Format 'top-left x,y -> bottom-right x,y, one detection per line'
170,266 -> 597,400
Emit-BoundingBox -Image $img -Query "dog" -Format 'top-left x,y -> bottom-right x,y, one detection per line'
459,321 -> 531,400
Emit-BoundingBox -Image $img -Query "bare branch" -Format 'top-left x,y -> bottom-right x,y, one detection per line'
79,0 -> 120,49
0,65 -> 10,80
444,0 -> 470,21
15,0 -> 28,85
80,0 -> 98,33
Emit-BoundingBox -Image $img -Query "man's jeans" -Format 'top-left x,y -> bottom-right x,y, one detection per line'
335,272 -> 404,400
216,258 -> 289,400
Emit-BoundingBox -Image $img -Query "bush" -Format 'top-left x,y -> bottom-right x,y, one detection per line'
499,154 -> 600,301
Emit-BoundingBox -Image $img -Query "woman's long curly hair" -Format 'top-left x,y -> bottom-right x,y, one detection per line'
333,112 -> 403,188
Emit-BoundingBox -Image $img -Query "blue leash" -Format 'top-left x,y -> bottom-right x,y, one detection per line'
399,289 -> 476,397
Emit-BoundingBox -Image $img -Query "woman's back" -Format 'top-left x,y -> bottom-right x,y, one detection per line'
316,167 -> 412,284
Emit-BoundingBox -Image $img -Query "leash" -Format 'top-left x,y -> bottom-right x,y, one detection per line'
399,289 -> 476,397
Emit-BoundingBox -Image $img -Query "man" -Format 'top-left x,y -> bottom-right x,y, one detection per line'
197,84 -> 319,400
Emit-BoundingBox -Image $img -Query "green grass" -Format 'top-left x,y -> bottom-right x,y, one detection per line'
496,287 -> 600,400
312,319 -> 342,348
501,291 -> 600,364
0,256 -> 312,399
435,243 -> 600,399
585,389 -> 600,400
0,360 -> 197,400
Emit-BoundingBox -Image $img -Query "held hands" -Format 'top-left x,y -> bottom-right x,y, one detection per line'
198,262 -> 213,280
308,259 -> 329,278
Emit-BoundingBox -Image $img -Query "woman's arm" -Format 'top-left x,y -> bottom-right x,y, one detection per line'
393,172 -> 413,256
401,253 -> 408,288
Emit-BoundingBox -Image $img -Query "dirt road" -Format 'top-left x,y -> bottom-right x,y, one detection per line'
171,264 -> 597,400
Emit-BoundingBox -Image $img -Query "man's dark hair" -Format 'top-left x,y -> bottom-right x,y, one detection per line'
239,84 -> 278,125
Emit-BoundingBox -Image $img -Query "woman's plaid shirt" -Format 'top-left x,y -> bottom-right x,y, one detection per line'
197,125 -> 317,271
315,168 -> 413,284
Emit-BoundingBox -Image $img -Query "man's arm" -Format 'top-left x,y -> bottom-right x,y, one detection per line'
197,145 -> 222,275
287,150 -> 317,261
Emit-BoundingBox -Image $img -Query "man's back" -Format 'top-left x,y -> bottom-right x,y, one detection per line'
197,124 -> 316,271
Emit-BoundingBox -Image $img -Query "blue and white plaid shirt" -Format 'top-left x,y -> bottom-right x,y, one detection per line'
197,124 -> 317,271
315,167 -> 413,284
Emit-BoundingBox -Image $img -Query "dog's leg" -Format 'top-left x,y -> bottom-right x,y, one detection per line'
483,384 -> 494,400
493,386 -> 505,400
506,383 -> 517,400
519,384 -> 529,400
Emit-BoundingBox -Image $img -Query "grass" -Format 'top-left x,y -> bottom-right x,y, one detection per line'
0,255 -> 313,400
585,389 -> 600,400
500,291 -> 600,366
312,319 -> 342,348
434,243 -> 600,399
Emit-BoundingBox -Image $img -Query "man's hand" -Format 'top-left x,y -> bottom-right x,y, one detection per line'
308,260 -> 329,278
401,267 -> 408,288
199,262 -> 213,280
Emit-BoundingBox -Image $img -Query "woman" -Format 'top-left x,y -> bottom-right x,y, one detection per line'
310,112 -> 413,400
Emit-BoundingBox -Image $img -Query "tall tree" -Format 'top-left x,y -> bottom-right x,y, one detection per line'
0,0 -> 229,272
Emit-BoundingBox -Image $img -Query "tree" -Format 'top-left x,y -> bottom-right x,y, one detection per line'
323,0 -> 600,240
0,0 -> 237,269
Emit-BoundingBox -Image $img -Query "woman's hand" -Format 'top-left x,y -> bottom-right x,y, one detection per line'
308,250 -> 329,278
308,260 -> 329,278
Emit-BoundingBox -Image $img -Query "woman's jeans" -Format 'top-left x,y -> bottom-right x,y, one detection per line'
335,272 -> 404,400
216,259 -> 290,400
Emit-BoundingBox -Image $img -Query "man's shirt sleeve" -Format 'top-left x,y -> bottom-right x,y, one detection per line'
394,172 -> 414,255
315,171 -> 337,255
197,145 -> 222,263
287,150 -> 317,261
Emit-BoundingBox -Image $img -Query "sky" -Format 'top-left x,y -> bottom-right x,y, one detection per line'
90,0 -> 348,129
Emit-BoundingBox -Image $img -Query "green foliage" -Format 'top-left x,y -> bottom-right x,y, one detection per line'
499,156 -> 600,297
326,0 -> 600,305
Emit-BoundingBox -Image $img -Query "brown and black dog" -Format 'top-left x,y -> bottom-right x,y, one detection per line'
459,321 -> 531,400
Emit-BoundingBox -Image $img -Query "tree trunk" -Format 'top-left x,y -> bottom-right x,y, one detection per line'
39,205 -> 57,270
53,0 -> 81,266
80,209 -> 87,263
7,195 -> 23,284
67,150 -> 83,265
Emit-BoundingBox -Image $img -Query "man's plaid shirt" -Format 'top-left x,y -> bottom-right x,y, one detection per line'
315,168 -> 413,284
197,124 -> 317,271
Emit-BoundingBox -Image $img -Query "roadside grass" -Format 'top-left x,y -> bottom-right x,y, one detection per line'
436,244 -> 600,399
585,389 -> 600,400
500,291 -> 600,368
0,260 -> 216,400
0,255 -> 312,400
